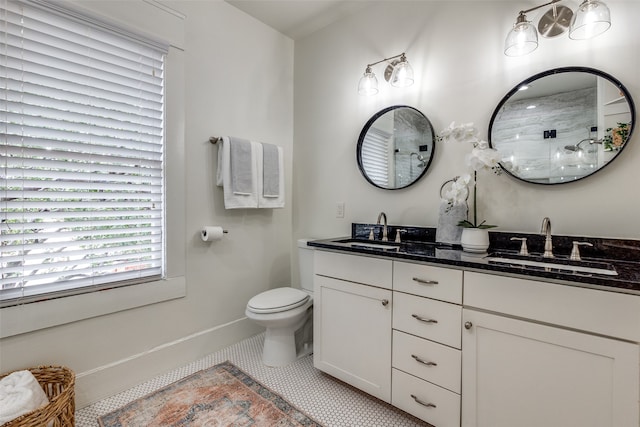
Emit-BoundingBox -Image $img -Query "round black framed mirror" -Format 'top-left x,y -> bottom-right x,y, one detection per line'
357,105 -> 435,190
489,67 -> 635,185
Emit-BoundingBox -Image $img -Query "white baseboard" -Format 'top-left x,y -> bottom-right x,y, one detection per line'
75,317 -> 263,408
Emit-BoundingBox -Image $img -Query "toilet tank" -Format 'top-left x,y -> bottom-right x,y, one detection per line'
297,239 -> 315,293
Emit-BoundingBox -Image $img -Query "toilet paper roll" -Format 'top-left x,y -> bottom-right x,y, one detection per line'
201,226 -> 226,242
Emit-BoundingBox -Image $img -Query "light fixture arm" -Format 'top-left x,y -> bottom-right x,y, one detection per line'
365,52 -> 407,69
518,0 -> 562,16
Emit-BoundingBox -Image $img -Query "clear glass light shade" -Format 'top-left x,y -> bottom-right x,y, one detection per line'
390,60 -> 414,88
504,20 -> 539,56
358,70 -> 379,96
569,0 -> 611,40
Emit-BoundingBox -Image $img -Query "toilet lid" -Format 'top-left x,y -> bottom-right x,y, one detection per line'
247,288 -> 310,314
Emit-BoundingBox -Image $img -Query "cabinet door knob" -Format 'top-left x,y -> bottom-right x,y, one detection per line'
464,321 -> 473,330
412,314 -> 438,324
381,299 -> 389,307
410,394 -> 436,408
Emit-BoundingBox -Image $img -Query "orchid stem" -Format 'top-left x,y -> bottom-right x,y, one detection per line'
473,170 -> 477,227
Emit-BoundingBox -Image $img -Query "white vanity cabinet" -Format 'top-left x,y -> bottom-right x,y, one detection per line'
313,251 -> 393,402
391,262 -> 463,427
462,271 -> 640,427
313,248 -> 640,427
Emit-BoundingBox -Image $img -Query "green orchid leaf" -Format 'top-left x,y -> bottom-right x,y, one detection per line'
457,220 -> 476,228
477,224 -> 498,229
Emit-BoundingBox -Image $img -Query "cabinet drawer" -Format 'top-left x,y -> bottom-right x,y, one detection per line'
315,250 -> 392,290
393,292 -> 462,348
392,330 -> 461,393
394,261 -> 462,303
464,271 -> 640,342
392,368 -> 461,427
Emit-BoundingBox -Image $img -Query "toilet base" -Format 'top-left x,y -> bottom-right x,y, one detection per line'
261,309 -> 313,367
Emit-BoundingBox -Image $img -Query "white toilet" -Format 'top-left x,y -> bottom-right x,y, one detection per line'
245,239 -> 315,367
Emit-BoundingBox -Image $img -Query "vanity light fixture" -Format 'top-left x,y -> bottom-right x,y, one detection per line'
504,0 -> 611,57
569,0 -> 611,39
358,52 -> 414,96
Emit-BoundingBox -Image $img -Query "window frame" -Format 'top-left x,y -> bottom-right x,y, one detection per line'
0,0 -> 186,338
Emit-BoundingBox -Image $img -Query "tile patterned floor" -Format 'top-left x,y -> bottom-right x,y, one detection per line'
76,333 -> 429,426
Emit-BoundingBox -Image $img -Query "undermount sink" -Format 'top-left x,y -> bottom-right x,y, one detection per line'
485,253 -> 618,276
335,238 -> 400,251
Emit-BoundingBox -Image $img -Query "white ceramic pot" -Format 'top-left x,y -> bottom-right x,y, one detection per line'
460,228 -> 490,253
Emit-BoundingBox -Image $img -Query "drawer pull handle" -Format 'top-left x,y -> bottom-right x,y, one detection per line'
412,314 -> 438,324
411,394 -> 436,408
411,354 -> 437,366
381,299 -> 389,307
412,277 -> 438,285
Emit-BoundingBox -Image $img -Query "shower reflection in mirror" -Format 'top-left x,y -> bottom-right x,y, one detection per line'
490,67 -> 634,184
358,105 -> 435,190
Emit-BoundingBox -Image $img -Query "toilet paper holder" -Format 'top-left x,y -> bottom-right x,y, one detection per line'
200,226 -> 229,242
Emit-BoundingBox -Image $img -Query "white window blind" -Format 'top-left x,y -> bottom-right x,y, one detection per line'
1,0 -> 167,306
361,128 -> 392,187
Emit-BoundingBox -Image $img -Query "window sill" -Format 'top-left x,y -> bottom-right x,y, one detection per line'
0,277 -> 186,338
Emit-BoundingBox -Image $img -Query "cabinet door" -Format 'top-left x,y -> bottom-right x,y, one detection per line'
462,309 -> 640,427
314,275 -> 392,402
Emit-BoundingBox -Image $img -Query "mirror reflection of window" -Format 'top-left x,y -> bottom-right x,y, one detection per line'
361,127 -> 392,187
357,106 -> 435,190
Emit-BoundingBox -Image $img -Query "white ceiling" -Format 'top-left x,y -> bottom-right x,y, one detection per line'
224,0 -> 370,40
224,1 -> 588,40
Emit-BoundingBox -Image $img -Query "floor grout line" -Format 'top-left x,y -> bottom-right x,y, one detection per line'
76,333 -> 428,426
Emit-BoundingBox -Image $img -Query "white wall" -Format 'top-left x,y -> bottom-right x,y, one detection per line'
2,0 -> 638,410
293,1 -> 640,242
0,0 -> 293,407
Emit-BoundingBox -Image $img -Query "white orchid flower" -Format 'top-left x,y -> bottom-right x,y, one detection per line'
467,145 -> 502,172
438,121 -> 501,228
438,122 -> 479,144
442,174 -> 470,206
475,139 -> 489,149
500,157 -> 518,173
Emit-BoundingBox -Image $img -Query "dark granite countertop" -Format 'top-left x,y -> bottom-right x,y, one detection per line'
308,224 -> 640,296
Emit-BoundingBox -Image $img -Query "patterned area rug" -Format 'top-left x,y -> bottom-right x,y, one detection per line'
98,361 -> 322,426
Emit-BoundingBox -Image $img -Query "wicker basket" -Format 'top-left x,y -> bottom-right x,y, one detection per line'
0,365 -> 75,427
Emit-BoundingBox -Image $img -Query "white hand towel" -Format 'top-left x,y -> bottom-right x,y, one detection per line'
255,142 -> 285,208
0,370 -> 49,425
216,136 -> 258,209
435,200 -> 467,245
216,138 -> 225,187
261,142 -> 280,197
229,137 -> 253,195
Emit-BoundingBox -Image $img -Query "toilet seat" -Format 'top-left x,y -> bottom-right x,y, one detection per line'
247,287 -> 310,314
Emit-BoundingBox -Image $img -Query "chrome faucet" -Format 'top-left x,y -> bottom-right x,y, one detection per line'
540,217 -> 554,258
377,212 -> 388,242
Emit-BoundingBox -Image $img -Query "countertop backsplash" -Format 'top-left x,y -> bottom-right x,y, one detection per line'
352,223 -> 640,263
